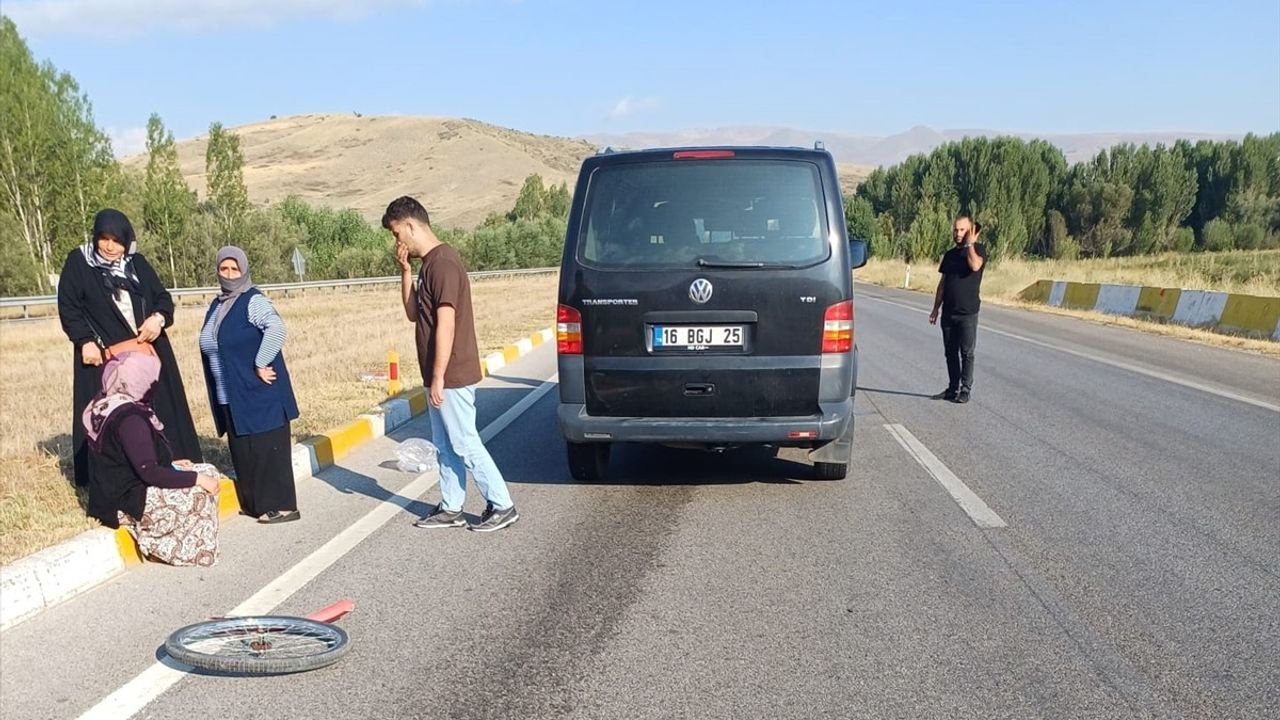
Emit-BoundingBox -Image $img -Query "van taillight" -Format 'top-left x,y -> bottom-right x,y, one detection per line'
557,305 -> 582,354
822,300 -> 853,353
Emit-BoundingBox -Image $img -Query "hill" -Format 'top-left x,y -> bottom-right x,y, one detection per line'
126,114 -> 876,228
127,113 -> 598,229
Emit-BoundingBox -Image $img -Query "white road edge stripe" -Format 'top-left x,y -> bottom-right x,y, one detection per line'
884,423 -> 1007,529
77,375 -> 559,720
861,294 -> 1280,414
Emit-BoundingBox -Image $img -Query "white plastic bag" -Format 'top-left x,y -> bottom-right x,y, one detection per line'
395,438 -> 438,473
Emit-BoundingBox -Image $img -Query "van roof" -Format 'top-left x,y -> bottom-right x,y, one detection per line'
590,145 -> 834,163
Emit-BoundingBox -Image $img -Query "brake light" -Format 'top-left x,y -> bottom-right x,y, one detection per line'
557,304 -> 582,354
673,150 -> 735,159
822,300 -> 853,353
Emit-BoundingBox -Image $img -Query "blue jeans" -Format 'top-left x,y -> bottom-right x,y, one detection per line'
429,385 -> 513,512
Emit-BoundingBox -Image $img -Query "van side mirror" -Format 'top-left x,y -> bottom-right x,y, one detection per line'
849,238 -> 869,269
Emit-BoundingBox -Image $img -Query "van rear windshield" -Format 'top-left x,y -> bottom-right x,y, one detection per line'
578,160 -> 829,269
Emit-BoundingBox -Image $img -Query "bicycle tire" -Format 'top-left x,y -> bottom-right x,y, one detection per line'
165,616 -> 350,675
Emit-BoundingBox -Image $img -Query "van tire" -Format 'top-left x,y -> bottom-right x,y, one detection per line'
567,442 -> 610,482
813,461 -> 848,480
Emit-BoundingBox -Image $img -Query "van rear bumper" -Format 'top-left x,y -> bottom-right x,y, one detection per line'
557,399 -> 853,444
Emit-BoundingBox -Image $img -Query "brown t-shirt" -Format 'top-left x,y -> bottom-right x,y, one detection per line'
414,244 -> 482,388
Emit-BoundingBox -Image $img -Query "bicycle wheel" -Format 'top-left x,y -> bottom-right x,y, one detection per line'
165,616 -> 350,675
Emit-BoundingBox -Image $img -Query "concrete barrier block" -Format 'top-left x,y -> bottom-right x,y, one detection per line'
1061,282 -> 1101,310
1018,280 -> 1054,304
1218,294 -> 1280,335
1047,281 -> 1067,307
1095,285 -> 1141,316
1173,290 -> 1230,327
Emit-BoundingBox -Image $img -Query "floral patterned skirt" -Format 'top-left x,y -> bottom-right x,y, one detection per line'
118,486 -> 220,566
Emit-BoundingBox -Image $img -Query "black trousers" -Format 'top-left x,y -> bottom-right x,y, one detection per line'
940,313 -> 979,392
216,405 -> 296,517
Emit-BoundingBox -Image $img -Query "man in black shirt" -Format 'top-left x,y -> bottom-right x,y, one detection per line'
929,216 -> 987,403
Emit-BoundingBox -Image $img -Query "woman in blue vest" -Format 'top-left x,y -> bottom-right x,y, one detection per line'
199,246 -> 301,524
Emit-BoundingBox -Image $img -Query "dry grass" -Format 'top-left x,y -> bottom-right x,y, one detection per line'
856,250 -> 1280,355
0,273 -> 558,564
121,113 -> 596,229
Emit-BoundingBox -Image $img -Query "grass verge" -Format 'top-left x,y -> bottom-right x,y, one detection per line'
0,273 -> 557,564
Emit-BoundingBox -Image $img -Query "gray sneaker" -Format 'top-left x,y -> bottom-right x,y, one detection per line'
469,504 -> 519,533
413,506 -> 466,529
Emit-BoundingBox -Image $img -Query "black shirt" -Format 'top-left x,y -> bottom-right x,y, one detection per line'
938,242 -> 987,316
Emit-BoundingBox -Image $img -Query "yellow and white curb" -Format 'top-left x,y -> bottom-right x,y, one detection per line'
1019,280 -> 1280,340
0,477 -> 239,630
0,326 -> 555,631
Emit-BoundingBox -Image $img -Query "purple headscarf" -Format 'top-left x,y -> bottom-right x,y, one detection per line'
82,352 -> 164,450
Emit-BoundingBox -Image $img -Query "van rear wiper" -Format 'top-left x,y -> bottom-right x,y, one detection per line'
695,257 -> 766,268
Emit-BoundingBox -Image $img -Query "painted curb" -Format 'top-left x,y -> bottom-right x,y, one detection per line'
1019,280 -> 1280,341
0,327 -> 555,631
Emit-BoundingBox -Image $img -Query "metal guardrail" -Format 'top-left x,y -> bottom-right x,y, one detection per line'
0,267 -> 558,319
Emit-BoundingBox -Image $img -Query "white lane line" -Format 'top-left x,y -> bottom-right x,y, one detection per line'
861,294 -> 1280,414
480,375 -> 557,444
77,376 -> 559,720
884,423 -> 1007,529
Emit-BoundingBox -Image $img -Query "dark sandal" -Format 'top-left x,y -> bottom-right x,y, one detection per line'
258,510 -> 301,524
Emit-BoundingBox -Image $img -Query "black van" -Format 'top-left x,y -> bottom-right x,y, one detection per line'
556,146 -> 868,482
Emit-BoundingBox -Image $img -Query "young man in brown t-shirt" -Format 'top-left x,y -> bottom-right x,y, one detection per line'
383,196 -> 518,532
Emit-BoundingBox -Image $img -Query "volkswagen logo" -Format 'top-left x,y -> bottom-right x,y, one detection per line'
689,278 -> 713,304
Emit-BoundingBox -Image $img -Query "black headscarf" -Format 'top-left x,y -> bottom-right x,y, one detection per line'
81,209 -> 141,297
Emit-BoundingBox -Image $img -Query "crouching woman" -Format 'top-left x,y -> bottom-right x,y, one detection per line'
84,352 -> 221,566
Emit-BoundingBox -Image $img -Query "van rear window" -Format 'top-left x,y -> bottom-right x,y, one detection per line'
579,160 -> 829,269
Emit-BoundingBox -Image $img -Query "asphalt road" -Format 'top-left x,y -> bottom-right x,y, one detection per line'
2,285 -> 1277,720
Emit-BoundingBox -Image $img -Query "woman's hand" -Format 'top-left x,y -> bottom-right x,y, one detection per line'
195,474 -> 221,494
136,314 -> 164,342
173,459 -> 195,470
81,342 -> 104,366
256,366 -> 277,384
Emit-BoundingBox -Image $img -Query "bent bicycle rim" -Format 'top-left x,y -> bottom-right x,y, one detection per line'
165,616 -> 350,675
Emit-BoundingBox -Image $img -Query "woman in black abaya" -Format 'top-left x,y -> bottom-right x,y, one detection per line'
57,208 -> 203,487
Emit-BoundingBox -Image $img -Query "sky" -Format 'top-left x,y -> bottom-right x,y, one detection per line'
7,0 -> 1280,157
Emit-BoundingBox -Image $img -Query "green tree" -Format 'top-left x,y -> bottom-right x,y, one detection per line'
1202,218 -> 1234,252
205,122 -> 250,242
142,113 -> 196,285
0,17 -> 116,290
1043,209 -> 1070,258
546,182 -> 572,219
904,202 -> 952,265
843,195 -> 877,241
509,174 -> 548,221
0,211 -> 43,294
1125,144 -> 1196,254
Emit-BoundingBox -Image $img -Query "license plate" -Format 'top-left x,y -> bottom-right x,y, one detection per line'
652,325 -> 745,349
